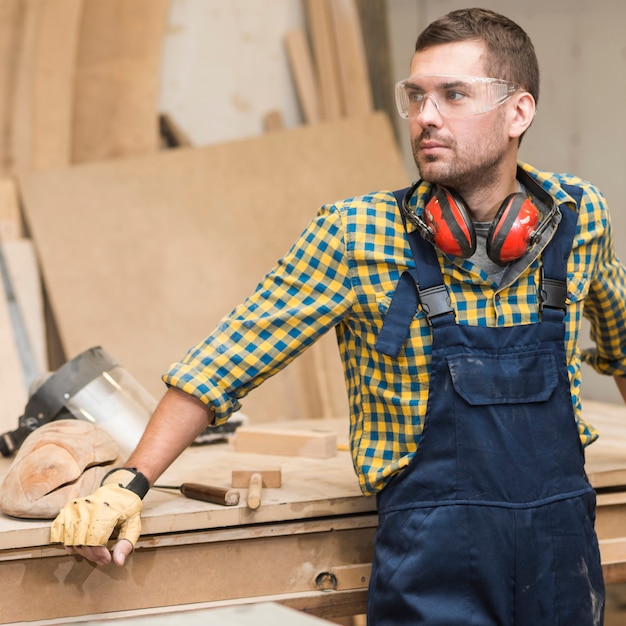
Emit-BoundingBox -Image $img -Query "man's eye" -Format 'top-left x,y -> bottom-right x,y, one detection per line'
446,90 -> 466,102
407,90 -> 424,103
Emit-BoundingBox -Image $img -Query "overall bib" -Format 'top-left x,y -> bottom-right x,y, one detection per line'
368,191 -> 605,625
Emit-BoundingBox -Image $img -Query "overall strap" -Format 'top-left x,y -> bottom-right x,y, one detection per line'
375,184 -> 582,357
538,184 -> 581,322
375,188 -> 455,358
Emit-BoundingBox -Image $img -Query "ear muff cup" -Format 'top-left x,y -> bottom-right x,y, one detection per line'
423,188 -> 476,258
486,193 -> 540,265
421,187 -> 540,266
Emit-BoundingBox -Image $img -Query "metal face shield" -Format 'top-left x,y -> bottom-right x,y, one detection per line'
395,74 -> 520,120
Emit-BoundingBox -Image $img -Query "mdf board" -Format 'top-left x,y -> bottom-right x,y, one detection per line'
71,0 -> 170,163
19,112 -> 409,421
10,0 -> 83,173
0,0 -> 23,175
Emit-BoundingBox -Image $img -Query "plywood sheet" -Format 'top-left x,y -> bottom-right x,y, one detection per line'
0,0 -> 23,176
19,112 -> 408,421
71,0 -> 169,163
10,0 -> 83,173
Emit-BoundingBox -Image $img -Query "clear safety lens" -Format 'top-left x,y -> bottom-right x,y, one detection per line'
395,74 -> 519,120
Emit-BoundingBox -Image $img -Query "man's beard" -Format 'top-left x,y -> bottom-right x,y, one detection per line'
412,120 -> 507,195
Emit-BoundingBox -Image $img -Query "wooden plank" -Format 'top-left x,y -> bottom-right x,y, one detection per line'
234,427 -> 337,459
284,28 -> 322,124
355,0 -> 398,137
71,0 -> 169,163
0,253 -> 29,434
0,177 -> 22,239
2,238 -> 47,374
18,113 -> 408,421
327,0 -> 373,117
0,0 -> 24,176
305,0 -> 344,120
583,400 -> 626,488
10,0 -> 83,173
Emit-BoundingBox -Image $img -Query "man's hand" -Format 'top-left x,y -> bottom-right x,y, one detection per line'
50,468 -> 149,566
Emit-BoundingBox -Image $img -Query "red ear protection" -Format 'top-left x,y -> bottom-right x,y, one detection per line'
487,193 -> 540,264
421,188 -> 539,266
423,188 -> 476,258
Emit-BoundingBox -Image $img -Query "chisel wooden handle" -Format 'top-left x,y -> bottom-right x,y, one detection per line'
155,483 -> 240,506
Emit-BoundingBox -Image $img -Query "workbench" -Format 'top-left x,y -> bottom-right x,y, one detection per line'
0,402 -> 625,625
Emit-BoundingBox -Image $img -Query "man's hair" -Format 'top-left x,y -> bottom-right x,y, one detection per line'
415,8 -> 539,106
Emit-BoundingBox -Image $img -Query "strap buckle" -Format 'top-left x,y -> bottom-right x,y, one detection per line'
419,284 -> 455,323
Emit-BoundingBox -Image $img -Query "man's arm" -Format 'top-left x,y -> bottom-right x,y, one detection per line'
51,386 -> 213,566
614,376 -> 626,404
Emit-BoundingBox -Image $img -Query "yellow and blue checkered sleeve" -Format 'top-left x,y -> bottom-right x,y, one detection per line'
577,185 -> 626,377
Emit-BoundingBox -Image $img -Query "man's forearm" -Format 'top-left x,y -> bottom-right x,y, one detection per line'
614,375 -> 626,404
125,386 -> 214,485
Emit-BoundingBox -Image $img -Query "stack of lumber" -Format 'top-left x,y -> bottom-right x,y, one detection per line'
0,0 -> 408,434
281,0 -> 393,129
0,0 -> 170,435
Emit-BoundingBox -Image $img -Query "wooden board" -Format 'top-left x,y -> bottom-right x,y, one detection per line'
285,28 -> 322,124
2,238 -> 47,375
18,112 -> 408,421
10,0 -> 83,173
328,0 -> 373,118
305,0 -> 343,120
71,0 -> 169,163
583,400 -> 626,488
0,250 -> 28,433
0,0 -> 23,176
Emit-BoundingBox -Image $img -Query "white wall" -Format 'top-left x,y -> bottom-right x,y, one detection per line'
158,0 -> 626,404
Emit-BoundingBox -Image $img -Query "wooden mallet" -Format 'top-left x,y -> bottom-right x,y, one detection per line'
231,468 -> 282,510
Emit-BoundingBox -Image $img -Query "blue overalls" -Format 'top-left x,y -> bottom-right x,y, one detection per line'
368,188 -> 605,625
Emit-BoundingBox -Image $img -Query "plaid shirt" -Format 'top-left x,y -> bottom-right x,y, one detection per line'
164,162 -> 626,495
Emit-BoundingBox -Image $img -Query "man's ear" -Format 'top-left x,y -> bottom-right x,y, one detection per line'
508,92 -> 536,140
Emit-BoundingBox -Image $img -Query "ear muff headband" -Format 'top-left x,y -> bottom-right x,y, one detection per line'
487,193 -> 540,265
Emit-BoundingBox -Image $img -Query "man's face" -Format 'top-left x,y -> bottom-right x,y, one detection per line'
407,40 -> 513,193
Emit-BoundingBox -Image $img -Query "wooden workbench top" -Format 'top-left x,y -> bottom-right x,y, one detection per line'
0,417 -> 374,552
1,402 -> 625,553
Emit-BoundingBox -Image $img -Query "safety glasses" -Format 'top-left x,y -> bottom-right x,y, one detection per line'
395,74 -> 520,120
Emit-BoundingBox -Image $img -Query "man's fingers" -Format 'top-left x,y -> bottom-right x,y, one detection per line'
111,539 -> 135,566
69,545 -> 113,567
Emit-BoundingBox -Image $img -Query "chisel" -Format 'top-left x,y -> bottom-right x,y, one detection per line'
154,482 -> 240,506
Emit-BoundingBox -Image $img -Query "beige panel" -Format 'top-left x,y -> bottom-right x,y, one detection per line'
19,113 -> 408,420
10,0 -> 83,173
0,0 -> 23,176
71,0 -> 170,163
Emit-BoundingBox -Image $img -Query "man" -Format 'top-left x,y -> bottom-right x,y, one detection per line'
51,8 -> 626,625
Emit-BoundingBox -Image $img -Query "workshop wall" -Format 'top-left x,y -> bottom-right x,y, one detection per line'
159,0 -> 626,404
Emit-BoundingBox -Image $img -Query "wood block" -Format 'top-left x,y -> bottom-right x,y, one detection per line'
231,468 -> 282,488
234,427 -> 337,459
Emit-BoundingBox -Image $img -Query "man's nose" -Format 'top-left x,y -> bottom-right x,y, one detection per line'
416,94 -> 442,124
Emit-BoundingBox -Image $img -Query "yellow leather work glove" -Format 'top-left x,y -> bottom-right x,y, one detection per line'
50,468 -> 149,548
